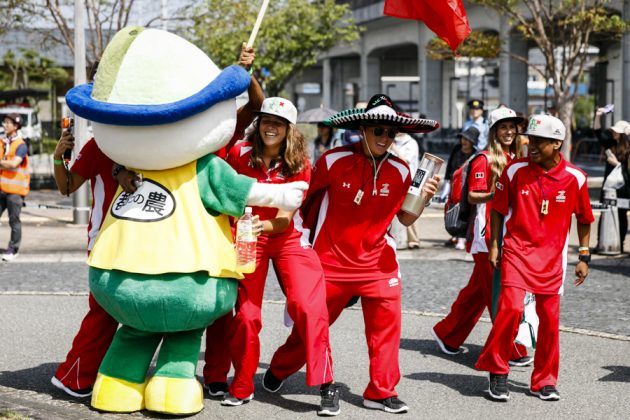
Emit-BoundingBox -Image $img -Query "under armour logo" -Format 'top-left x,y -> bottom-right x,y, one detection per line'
342,182 -> 351,188
521,189 -> 529,195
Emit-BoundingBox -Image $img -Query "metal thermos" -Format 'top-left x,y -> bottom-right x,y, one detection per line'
401,152 -> 444,216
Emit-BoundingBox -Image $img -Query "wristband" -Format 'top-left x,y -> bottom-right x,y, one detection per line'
578,253 -> 591,264
53,159 -> 63,166
578,246 -> 590,253
248,67 -> 254,75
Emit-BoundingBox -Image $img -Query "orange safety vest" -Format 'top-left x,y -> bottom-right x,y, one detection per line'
0,137 -> 30,196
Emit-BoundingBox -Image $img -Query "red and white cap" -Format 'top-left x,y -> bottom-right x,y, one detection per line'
256,97 -> 298,125
525,114 -> 566,141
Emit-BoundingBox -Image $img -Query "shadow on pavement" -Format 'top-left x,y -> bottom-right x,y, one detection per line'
599,365 -> 630,382
0,363 -> 91,407
400,338 -> 483,370
404,371 -> 529,398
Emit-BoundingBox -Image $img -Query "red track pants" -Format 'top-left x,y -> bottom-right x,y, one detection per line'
433,253 -> 528,359
205,232 -> 333,399
269,277 -> 402,401
54,293 -> 118,390
476,286 -> 560,391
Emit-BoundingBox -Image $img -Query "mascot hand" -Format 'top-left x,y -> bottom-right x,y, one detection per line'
247,181 -> 308,211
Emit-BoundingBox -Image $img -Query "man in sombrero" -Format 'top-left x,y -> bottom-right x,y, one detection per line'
259,94 -> 440,414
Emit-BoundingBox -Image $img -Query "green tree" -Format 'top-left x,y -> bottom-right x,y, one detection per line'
470,0 -> 629,159
188,0 -> 360,96
1,48 -> 69,90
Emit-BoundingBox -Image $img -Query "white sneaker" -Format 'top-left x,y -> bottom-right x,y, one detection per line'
2,248 -> 18,262
455,238 -> 466,250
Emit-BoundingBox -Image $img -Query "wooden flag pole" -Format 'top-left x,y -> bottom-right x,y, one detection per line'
246,0 -> 270,48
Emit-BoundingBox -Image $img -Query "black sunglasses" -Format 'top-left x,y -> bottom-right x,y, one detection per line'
372,126 -> 397,139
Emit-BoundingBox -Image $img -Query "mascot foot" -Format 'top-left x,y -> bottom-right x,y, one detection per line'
145,376 -> 204,415
91,373 -> 146,413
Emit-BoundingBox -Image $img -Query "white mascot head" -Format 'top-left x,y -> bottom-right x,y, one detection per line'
65,26 -> 250,170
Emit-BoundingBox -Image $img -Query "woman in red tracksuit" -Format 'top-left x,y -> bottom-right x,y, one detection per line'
204,97 -> 337,416
432,107 -> 531,365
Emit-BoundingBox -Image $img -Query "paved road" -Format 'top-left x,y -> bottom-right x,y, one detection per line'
1,297 -> 629,420
1,256 -> 629,337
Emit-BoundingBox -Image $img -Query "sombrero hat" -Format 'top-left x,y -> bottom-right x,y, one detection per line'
65,26 -> 250,126
324,94 -> 439,133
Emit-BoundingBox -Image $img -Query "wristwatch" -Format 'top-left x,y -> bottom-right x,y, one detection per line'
578,253 -> 591,264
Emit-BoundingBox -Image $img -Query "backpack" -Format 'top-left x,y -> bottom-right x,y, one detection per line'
444,153 -> 483,237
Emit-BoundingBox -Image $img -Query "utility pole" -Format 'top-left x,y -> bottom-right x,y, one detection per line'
73,0 -> 89,224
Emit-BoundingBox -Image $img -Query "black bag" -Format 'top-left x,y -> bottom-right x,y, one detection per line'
444,153 -> 482,237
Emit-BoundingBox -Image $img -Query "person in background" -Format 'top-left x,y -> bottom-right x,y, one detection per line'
433,108 -> 531,366
309,122 -> 338,164
390,131 -> 421,248
442,126 -> 479,249
463,99 -> 489,151
592,109 -> 630,252
0,113 -> 29,262
476,115 -> 593,402
263,95 -> 440,414
515,111 -> 529,158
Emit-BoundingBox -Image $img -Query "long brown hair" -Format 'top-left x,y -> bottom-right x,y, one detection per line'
487,121 -> 518,186
247,117 -> 308,178
612,132 -> 630,162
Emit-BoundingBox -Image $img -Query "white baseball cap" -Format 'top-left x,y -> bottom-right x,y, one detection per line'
487,107 -> 524,131
256,97 -> 298,125
610,120 -> 630,135
525,114 -> 566,141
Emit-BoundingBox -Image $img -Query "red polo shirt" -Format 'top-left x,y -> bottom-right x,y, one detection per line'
226,140 -> 310,229
492,156 -> 594,294
302,143 -> 412,281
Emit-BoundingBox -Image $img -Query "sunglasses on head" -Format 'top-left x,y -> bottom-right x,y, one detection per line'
371,126 -> 397,139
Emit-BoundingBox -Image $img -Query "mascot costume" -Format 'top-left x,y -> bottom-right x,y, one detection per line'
65,26 -> 307,415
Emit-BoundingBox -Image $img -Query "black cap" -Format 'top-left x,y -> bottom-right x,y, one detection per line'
457,126 -> 480,146
467,99 -> 484,110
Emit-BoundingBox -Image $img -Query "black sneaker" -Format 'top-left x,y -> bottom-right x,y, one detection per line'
530,385 -> 560,401
431,328 -> 462,355
220,392 -> 253,406
509,356 -> 534,367
488,373 -> 510,401
363,397 -> 408,413
262,369 -> 284,393
206,381 -> 228,397
317,383 -> 340,416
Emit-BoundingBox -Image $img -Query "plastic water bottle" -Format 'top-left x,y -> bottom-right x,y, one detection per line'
236,207 -> 257,273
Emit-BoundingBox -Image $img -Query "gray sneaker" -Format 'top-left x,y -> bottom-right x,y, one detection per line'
488,373 -> 510,401
317,384 -> 340,416
363,397 -> 408,413
530,386 -> 560,401
221,392 -> 253,406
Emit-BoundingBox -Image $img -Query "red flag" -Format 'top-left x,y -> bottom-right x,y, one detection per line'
384,0 -> 471,52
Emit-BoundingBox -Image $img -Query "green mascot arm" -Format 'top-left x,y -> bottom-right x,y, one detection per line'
197,153 -> 254,217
